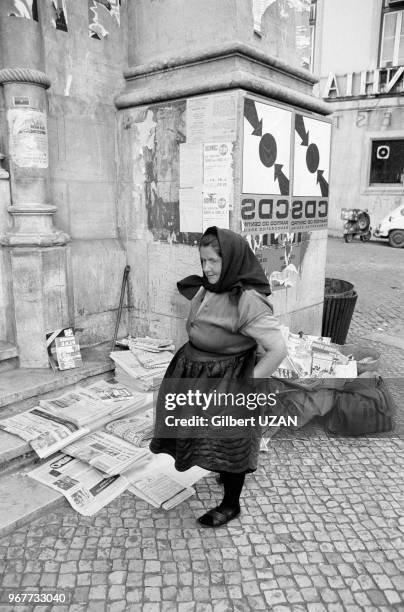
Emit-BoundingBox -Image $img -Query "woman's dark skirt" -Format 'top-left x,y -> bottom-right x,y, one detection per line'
149,342 -> 260,474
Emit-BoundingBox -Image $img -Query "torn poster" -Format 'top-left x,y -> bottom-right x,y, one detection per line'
7,108 -> 48,169
88,0 -> 121,39
51,0 -> 68,31
7,0 -> 38,20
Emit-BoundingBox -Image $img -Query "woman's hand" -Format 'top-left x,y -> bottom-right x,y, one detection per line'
253,331 -> 288,379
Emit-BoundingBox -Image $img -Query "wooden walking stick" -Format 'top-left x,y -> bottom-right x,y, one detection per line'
111,265 -> 130,352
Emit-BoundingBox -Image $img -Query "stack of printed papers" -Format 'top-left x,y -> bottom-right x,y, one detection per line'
110,351 -> 168,391
39,380 -> 147,427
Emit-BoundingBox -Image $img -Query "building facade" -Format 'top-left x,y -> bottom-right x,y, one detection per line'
0,0 -> 331,369
313,0 -> 404,233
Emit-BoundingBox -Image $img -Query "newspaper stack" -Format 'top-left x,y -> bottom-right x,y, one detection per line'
38,380 -> 147,427
0,407 -> 87,459
110,347 -> 173,392
128,336 -> 175,353
274,329 -> 357,379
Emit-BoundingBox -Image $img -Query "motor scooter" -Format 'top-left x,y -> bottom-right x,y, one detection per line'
341,208 -> 371,243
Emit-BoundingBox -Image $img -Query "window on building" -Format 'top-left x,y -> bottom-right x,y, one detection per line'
369,139 -> 404,184
380,9 -> 404,67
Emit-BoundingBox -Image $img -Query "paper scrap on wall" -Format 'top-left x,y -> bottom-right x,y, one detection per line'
7,0 -> 38,20
179,144 -> 203,189
89,0 -> 121,39
51,0 -> 68,31
7,108 -> 48,169
179,188 -> 203,233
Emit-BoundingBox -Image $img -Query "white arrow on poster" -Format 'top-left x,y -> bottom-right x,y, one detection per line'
242,99 -> 292,196
293,115 -> 331,197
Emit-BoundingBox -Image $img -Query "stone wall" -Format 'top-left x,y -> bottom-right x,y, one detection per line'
0,1 -> 129,349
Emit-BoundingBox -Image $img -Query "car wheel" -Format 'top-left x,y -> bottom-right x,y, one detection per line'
360,231 -> 371,242
344,233 -> 354,243
389,229 -> 404,248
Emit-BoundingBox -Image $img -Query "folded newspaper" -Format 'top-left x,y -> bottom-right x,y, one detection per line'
110,351 -> 166,391
38,380 -> 142,427
0,384 -> 153,459
28,453 -> 129,516
0,407 -> 88,459
128,336 -> 175,353
105,409 -> 154,447
126,452 -> 210,509
63,431 -> 150,475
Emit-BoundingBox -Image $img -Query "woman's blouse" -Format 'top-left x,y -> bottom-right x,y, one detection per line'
186,287 -> 282,355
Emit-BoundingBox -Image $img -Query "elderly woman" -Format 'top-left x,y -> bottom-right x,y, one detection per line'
150,226 -> 287,527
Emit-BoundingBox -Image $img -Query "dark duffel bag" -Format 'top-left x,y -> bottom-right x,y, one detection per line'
327,376 -> 395,436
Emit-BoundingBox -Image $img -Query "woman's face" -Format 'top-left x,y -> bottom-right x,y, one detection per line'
200,245 -> 222,284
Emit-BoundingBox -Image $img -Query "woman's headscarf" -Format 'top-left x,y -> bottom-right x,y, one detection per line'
177,226 -> 271,300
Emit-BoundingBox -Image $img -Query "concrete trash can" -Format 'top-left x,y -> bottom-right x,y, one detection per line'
321,278 -> 358,344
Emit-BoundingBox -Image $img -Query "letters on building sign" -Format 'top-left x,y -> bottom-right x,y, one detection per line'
241,196 -> 329,233
323,66 -> 404,99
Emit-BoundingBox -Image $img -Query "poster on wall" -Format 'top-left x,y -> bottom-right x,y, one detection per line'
202,192 -> 230,232
293,115 -> 331,198
203,142 -> 233,192
186,93 -> 237,143
7,108 -> 48,169
242,98 -> 292,196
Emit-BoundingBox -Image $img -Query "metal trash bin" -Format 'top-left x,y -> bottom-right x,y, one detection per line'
321,278 -> 358,344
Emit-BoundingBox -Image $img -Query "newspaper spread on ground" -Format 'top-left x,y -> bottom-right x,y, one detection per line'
0,407 -> 89,459
63,431 -> 150,475
125,451 -> 210,509
28,453 -> 129,516
28,450 -> 209,515
38,380 -> 144,427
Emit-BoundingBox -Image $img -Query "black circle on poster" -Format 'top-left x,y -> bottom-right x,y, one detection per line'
259,133 -> 277,168
306,143 -> 320,173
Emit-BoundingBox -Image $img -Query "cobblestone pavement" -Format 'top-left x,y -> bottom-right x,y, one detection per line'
0,237 -> 403,612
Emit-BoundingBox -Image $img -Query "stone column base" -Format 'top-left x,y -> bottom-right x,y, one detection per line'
9,246 -> 70,368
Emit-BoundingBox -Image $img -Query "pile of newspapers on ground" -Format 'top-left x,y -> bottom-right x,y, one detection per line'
0,336 -> 208,517
266,327 -> 381,435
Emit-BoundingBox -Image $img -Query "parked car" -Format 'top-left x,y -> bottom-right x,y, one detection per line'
373,204 -> 404,248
